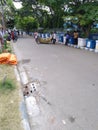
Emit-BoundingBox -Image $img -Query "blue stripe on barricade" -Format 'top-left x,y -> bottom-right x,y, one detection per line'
68,37 -> 74,46
86,39 -> 96,51
57,33 -> 64,43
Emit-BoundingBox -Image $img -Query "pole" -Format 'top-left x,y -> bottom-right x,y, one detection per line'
0,0 -> 6,31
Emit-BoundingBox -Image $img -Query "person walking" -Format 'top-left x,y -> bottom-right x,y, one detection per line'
11,30 -> 15,41
34,31 -> 39,43
73,30 -> 79,45
51,32 -> 56,44
65,31 -> 70,45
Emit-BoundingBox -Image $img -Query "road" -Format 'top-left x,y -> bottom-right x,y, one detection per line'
12,36 -> 98,130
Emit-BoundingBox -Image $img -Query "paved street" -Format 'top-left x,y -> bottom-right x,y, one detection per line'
13,36 -> 98,130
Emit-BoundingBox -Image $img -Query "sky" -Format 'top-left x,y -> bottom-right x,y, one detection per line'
13,2 -> 22,9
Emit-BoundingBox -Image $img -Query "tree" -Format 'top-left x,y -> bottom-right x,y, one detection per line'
15,16 -> 38,32
64,0 -> 98,37
15,0 -> 65,28
36,0 -> 65,28
0,0 -> 16,29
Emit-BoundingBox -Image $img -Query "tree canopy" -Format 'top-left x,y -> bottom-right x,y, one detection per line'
0,0 -> 16,29
64,0 -> 98,37
0,0 -> 98,36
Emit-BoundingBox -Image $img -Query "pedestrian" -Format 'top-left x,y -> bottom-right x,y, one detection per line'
65,31 -> 70,45
73,30 -> 79,45
11,30 -> 15,41
34,31 -> 39,43
51,32 -> 56,44
14,30 -> 18,41
6,30 -> 11,41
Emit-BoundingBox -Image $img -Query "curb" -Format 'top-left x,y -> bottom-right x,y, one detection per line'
11,41 -> 31,130
14,66 -> 31,130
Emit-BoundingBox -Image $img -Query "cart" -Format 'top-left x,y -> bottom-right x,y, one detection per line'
38,37 -> 52,44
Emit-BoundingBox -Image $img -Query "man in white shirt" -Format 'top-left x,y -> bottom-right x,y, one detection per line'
52,32 -> 56,44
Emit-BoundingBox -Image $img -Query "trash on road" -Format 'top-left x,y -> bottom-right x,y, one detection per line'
68,115 -> 76,123
62,120 -> 66,125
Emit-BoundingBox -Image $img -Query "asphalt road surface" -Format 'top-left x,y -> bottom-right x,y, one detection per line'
13,36 -> 98,130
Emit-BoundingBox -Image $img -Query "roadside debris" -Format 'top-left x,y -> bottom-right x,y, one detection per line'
49,116 -> 56,124
62,120 -> 66,125
68,115 -> 76,123
0,53 -> 17,65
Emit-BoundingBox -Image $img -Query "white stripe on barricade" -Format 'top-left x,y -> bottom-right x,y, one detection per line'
95,40 -> 98,53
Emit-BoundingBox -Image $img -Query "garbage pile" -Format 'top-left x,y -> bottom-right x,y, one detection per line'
0,53 -> 17,65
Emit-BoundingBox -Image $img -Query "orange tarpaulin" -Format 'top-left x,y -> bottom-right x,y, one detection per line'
0,53 -> 17,65
8,54 -> 17,65
0,53 -> 11,64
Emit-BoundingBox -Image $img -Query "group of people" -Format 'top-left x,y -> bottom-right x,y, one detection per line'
65,30 -> 79,46
34,31 -> 57,44
34,30 -> 79,45
0,26 -> 20,47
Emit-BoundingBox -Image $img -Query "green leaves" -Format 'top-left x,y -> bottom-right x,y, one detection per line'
16,16 -> 38,31
64,1 -> 98,37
